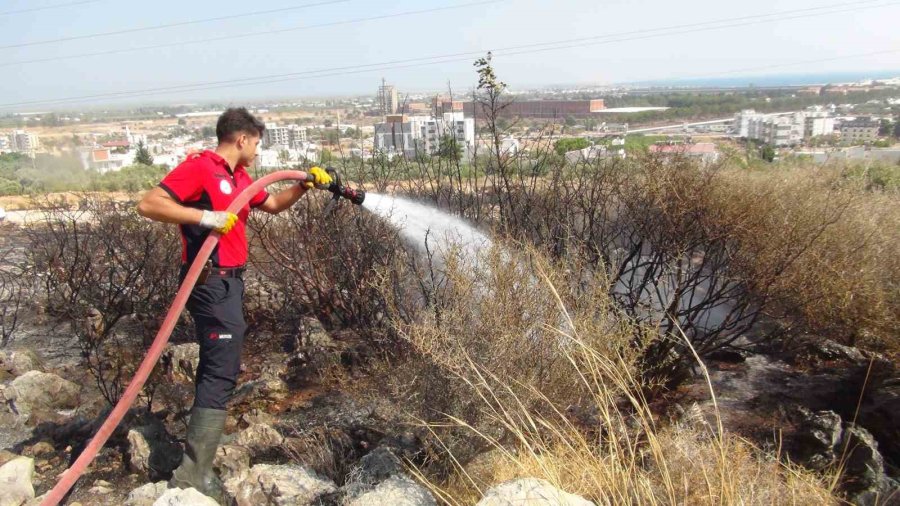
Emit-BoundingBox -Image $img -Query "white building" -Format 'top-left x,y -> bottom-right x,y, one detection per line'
733,110 -> 765,138
374,112 -> 475,158
803,107 -> 835,138
416,112 -> 475,155
735,109 -> 834,145
83,148 -> 134,173
8,130 -> 40,155
263,123 -> 308,149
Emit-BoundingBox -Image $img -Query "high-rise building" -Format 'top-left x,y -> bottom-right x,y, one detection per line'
373,112 -> 474,157
378,79 -> 399,116
8,130 -> 40,155
839,117 -> 880,143
263,123 -> 308,149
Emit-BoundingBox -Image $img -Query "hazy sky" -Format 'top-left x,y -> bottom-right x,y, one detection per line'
1,0 -> 898,110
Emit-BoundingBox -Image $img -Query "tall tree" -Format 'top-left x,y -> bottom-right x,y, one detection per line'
134,140 -> 154,166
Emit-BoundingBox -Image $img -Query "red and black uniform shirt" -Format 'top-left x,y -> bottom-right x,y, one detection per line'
159,150 -> 269,268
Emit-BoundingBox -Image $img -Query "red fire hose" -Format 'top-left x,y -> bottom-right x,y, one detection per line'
40,170 -> 313,506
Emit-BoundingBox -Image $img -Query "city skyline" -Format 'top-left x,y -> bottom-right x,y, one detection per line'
1,0 -> 898,110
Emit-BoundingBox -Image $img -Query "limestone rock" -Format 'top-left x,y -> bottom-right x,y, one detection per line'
161,343 -> 200,384
233,423 -> 284,454
298,317 -> 335,349
6,371 -> 79,417
0,350 -> 42,377
477,478 -> 595,506
128,429 -> 152,473
345,475 -> 436,506
353,447 -> 404,485
152,487 -> 219,506
124,482 -> 168,506
226,464 -> 336,506
795,408 -> 842,470
213,444 -> 251,483
0,457 -> 35,506
860,376 -> 900,469
126,418 -> 182,478
840,425 -> 885,500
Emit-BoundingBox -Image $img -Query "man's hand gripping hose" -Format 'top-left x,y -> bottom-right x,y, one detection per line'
38,169 -> 356,506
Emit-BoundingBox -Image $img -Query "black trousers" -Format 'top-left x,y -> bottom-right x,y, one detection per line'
184,275 -> 247,410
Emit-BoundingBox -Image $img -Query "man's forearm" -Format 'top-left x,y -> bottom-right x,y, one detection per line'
265,184 -> 308,214
137,189 -> 203,225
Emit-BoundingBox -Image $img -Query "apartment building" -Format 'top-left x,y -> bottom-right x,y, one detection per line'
839,117 -> 880,143
8,130 -> 40,155
374,112 -> 475,157
263,123 -> 308,149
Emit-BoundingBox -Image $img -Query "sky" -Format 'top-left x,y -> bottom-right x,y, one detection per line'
0,0 -> 898,111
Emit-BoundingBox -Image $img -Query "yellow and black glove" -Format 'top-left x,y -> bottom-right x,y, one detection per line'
199,211 -> 238,234
304,166 -> 333,189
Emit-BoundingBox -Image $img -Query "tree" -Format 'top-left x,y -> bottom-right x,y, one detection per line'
278,149 -> 291,167
760,144 -> 776,163
134,140 -> 154,166
894,121 -> 900,139
438,136 -> 463,162
554,137 -> 591,155
878,119 -> 894,137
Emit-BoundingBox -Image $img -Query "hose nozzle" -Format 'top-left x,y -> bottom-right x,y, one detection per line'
318,167 -> 365,205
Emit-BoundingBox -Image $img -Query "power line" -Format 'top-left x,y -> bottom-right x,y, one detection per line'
0,0 -> 506,68
0,0 -> 351,50
2,2 -> 898,109
0,0 -> 102,16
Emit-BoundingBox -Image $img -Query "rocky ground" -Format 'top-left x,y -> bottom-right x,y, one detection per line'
0,222 -> 898,505
0,300 -> 602,506
673,338 -> 900,505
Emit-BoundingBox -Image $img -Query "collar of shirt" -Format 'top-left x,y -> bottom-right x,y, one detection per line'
201,149 -> 247,175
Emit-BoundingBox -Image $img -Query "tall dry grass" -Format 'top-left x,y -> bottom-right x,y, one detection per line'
714,164 -> 900,353
370,241 -> 837,505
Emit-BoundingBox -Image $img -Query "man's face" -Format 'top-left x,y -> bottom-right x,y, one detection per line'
237,133 -> 261,166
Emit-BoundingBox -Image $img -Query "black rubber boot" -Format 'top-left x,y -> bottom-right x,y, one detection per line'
170,407 -> 227,501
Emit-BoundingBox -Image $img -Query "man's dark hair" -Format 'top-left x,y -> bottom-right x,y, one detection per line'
216,107 -> 265,143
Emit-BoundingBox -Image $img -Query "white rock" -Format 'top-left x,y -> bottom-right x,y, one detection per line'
162,343 -> 200,384
127,429 -> 152,473
152,487 -> 219,506
125,482 -> 169,506
0,456 -> 35,506
346,475 -> 436,506
477,478 -> 594,506
227,464 -> 336,506
0,350 -> 42,376
6,371 -> 79,416
213,444 -> 251,483
233,423 -> 284,453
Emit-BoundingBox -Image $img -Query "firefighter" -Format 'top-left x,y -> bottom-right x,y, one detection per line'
137,107 -> 331,497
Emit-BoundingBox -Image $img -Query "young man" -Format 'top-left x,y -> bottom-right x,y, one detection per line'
137,108 -> 331,497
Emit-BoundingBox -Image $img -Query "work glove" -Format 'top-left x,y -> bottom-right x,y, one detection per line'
199,210 -> 238,234
304,166 -> 333,189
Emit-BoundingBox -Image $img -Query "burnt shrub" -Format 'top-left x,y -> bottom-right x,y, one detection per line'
25,197 -> 182,404
247,193 -> 410,345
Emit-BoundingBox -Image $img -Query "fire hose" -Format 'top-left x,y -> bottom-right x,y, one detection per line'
40,168 -> 364,505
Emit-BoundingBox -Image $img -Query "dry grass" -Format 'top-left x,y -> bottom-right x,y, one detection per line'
715,165 -> 900,353
373,241 -> 838,505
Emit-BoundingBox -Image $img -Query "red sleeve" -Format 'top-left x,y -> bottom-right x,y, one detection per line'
249,189 -> 269,208
159,159 -> 203,203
